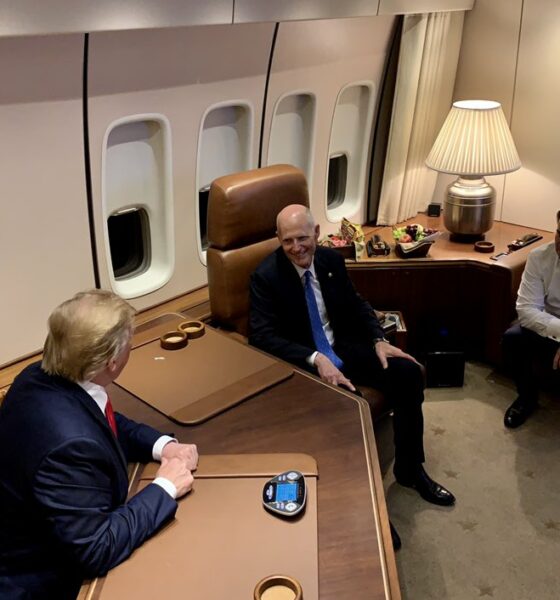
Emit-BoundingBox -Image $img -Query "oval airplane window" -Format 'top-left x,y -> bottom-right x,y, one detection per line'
196,101 -> 253,264
267,91 -> 316,185
102,114 -> 174,299
326,82 -> 375,223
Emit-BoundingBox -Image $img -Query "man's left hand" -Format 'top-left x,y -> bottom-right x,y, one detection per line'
375,341 -> 420,370
162,442 -> 199,471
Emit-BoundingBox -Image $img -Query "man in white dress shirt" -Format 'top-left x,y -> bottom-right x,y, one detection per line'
503,211 -> 560,428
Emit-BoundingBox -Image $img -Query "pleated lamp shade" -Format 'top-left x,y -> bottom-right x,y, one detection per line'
426,100 -> 521,176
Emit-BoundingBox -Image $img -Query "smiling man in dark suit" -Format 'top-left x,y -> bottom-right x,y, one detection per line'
249,205 -> 455,513
0,290 -> 198,600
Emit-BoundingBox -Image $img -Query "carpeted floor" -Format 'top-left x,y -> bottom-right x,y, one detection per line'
381,362 -> 560,600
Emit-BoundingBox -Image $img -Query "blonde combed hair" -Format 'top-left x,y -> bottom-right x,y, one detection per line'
42,290 -> 136,382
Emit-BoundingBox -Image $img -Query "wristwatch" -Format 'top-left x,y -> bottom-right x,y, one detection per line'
373,337 -> 389,346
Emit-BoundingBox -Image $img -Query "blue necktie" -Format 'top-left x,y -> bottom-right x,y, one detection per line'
303,270 -> 344,369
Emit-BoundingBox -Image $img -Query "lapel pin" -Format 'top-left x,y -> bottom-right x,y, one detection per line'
328,272 -> 333,278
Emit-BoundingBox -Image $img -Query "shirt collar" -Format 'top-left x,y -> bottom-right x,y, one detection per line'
78,380 -> 108,414
292,261 -> 317,281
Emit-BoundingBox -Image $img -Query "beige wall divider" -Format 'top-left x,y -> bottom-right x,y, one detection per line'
0,35 -> 94,366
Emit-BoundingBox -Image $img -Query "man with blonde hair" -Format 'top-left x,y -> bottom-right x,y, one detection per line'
0,290 -> 198,599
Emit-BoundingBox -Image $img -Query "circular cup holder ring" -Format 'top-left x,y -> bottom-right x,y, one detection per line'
160,330 -> 188,350
254,575 -> 303,600
474,241 -> 495,253
177,320 -> 206,339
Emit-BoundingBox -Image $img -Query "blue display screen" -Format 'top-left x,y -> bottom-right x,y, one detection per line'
276,483 -> 298,502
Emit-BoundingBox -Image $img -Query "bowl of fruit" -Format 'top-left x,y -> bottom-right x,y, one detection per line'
392,224 -> 440,258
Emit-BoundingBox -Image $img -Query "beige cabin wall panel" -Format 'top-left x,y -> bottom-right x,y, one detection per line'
0,35 -> 94,366
378,0 -> 473,15
234,0 -> 379,23
0,0 -> 232,37
501,0 -> 560,232
437,0 -> 522,218
263,16 -> 395,235
88,24 -> 273,311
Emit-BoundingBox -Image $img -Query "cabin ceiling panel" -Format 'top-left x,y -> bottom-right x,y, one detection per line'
378,0 -> 474,14
263,17 -> 395,231
0,1 -> 233,37
501,0 -> 560,231
87,24 -> 274,310
0,35 -> 94,366
234,0 -> 379,23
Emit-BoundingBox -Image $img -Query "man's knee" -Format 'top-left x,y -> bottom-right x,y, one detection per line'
387,357 -> 425,395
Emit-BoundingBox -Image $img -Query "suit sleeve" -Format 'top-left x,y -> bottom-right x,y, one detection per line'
114,413 -> 163,463
249,269 -> 314,369
33,437 -> 177,578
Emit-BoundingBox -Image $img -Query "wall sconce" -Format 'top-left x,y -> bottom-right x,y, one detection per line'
426,100 -> 521,241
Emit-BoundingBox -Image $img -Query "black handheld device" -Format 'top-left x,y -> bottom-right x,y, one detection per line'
262,470 -> 306,517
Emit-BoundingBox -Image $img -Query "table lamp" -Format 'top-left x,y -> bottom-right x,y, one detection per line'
425,100 -> 521,241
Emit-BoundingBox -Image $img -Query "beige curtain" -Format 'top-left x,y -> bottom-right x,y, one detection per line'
377,11 -> 465,225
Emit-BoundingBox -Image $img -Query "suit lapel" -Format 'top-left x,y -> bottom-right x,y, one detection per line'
73,386 -> 129,478
276,248 -> 314,340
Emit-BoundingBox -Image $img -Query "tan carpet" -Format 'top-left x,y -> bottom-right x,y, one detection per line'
382,362 -> 560,600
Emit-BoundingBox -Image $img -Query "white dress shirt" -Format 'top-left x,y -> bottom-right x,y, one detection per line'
78,380 -> 177,498
292,262 -> 335,365
516,241 -> 560,342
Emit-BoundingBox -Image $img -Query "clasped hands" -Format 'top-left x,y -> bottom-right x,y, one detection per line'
315,341 -> 420,391
156,442 -> 199,498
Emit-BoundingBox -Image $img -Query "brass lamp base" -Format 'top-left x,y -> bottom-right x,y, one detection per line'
443,176 -> 495,242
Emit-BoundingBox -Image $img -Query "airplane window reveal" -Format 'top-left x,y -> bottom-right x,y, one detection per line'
198,186 -> 210,252
327,153 -> 348,209
108,208 -> 151,279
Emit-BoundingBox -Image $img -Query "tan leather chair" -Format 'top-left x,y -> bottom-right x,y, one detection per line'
206,163 -> 389,421
207,164 -> 309,337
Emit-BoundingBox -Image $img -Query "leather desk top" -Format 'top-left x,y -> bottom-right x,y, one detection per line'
116,314 -> 293,424
100,366 -> 398,600
82,454 -> 319,600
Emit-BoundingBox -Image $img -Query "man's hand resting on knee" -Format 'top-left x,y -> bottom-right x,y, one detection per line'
375,340 -> 421,370
315,353 -> 356,391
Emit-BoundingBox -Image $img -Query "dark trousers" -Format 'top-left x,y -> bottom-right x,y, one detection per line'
336,341 -> 425,481
502,323 -> 560,402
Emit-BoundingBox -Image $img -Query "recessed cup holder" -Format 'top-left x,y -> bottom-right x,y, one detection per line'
160,330 -> 188,350
253,575 -> 303,600
177,320 -> 206,339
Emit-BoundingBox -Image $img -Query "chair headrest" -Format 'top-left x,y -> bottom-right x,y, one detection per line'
207,164 -> 309,251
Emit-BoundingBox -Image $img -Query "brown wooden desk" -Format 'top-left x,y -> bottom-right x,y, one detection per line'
81,320 -> 400,600
349,216 -> 553,364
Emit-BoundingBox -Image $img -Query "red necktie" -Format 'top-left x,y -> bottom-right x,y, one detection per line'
105,396 -> 118,437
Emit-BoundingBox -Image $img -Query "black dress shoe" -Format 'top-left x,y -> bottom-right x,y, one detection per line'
390,520 -> 401,551
397,467 -> 456,506
504,397 -> 537,429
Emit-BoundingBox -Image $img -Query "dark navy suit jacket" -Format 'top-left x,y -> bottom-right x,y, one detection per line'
0,362 -> 177,600
249,246 -> 385,370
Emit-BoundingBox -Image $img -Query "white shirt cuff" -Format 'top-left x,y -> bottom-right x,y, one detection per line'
152,435 -> 177,461
152,477 -> 177,499
306,351 -> 319,367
